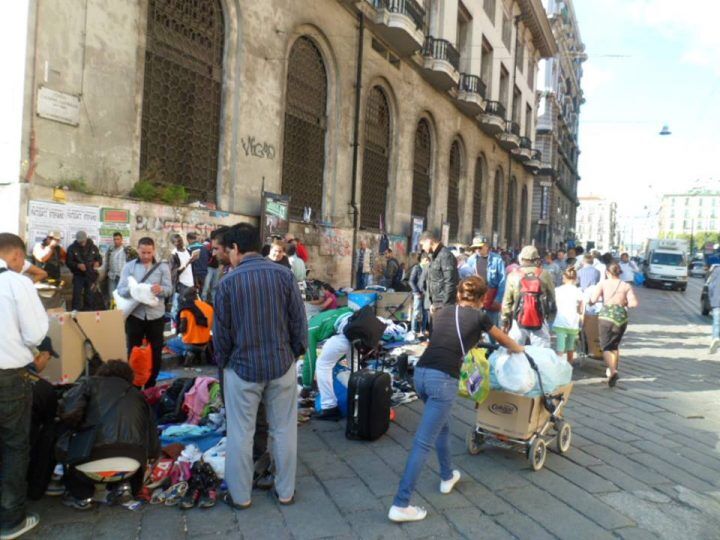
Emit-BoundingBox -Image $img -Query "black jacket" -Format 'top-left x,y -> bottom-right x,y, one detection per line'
427,244 -> 458,307
408,264 -> 423,294
57,376 -> 160,463
66,239 -> 102,278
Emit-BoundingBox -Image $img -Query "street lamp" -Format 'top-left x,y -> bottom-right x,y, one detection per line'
659,124 -> 672,136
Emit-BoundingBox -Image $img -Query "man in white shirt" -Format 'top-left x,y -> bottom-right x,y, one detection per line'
592,251 -> 607,282
170,234 -> 198,318
619,252 -> 639,283
0,233 -> 49,539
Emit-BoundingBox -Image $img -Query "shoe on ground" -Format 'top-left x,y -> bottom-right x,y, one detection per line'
44,479 -> 65,496
710,338 -> 720,354
0,514 -> 40,540
388,505 -> 427,522
179,489 -> 200,510
440,470 -> 461,494
62,493 -> 94,511
254,472 -> 275,491
314,406 -> 341,422
198,489 -> 217,509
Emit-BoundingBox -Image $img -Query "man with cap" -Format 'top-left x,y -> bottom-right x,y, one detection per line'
0,232 -> 49,539
32,231 -> 66,282
501,245 -> 556,347
66,230 -> 103,311
463,236 -> 506,328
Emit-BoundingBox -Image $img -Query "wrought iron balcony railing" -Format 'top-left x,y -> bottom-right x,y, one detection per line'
423,36 -> 460,71
458,73 -> 487,98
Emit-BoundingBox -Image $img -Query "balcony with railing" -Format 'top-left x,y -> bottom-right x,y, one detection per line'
525,149 -> 543,172
511,135 -> 534,162
421,36 -> 460,89
479,100 -> 506,135
361,0 -> 426,55
496,120 -> 521,150
456,73 -> 487,115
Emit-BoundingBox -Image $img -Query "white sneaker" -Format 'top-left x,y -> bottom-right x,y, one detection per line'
605,368 -> 611,379
440,470 -> 461,494
1,514 -> 39,540
710,339 -> 720,354
388,505 -> 427,522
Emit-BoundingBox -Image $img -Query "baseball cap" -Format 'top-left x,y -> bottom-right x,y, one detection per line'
470,236 -> 488,249
519,245 -> 540,261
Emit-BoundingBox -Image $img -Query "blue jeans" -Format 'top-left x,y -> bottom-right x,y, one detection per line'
411,294 -> 428,334
393,367 -> 456,508
166,336 -> 204,356
713,308 -> 720,339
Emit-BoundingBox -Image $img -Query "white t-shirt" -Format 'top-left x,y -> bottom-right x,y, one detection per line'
173,249 -> 194,288
553,284 -> 584,330
619,261 -> 638,282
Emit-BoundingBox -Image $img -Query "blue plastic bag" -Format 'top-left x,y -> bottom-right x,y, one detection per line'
314,364 -> 349,417
634,273 -> 645,286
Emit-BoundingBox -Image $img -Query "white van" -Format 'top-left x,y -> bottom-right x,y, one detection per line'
644,239 -> 689,291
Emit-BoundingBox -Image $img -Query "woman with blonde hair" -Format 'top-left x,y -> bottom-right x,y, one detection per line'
388,276 -> 524,523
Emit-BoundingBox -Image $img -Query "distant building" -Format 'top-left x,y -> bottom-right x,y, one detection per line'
576,196 -> 617,252
531,0 -> 586,250
659,185 -> 720,238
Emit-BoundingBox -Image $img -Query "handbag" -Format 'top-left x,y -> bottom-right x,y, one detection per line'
62,387 -> 130,465
113,261 -> 162,318
455,306 -> 490,403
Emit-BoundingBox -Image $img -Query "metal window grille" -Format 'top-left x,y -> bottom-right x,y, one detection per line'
360,87 -> 391,229
472,158 -> 483,232
447,141 -> 462,241
506,177 -> 517,246
492,170 -> 503,237
281,37 -> 328,220
520,185 -> 528,242
140,0 -> 224,203
412,120 -> 432,220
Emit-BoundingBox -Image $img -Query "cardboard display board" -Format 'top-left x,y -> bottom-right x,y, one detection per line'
475,384 -> 573,440
44,310 -> 127,384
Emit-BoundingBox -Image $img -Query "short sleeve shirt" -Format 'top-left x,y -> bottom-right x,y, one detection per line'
417,305 -> 493,379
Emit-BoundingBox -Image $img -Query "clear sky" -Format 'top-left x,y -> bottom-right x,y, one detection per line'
574,0 -> 720,218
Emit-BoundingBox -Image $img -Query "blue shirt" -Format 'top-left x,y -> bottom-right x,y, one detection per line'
578,265 -> 601,291
213,254 -> 308,383
116,259 -> 173,321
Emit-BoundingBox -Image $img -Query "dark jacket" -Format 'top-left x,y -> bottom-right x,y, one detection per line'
57,376 -> 160,463
188,241 -> 210,279
66,239 -> 102,278
408,264 -> 423,294
428,244 -> 458,308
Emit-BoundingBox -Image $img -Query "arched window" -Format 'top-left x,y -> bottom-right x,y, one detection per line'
447,141 -> 462,240
520,184 -> 528,244
506,176 -> 518,247
361,87 -> 391,229
281,37 -> 328,219
412,120 -> 432,221
140,0 -> 224,202
492,169 -> 503,240
472,157 -> 484,234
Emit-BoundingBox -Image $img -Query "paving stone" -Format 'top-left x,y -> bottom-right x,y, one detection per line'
139,509 -> 188,539
442,509 -> 514,539
616,527 -> 665,540
185,503 -> 238,536
543,453 -> 619,494
586,464 -> 653,493
629,440 -> 720,487
301,449 -> 358,481
322,477 -> 385,515
497,485 -> 616,540
492,509 -> 556,540
582,445 -> 671,486
624,452 -> 717,493
346,453 -> 401,497
347,509 -> 410,540
454,480 -> 514,516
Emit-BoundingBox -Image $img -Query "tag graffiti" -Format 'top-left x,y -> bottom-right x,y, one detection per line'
242,136 -> 276,160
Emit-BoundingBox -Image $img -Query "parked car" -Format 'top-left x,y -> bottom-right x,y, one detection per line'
690,261 -> 707,278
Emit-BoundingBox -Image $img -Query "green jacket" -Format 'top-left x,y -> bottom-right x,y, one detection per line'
501,264 -> 556,325
302,307 -> 353,387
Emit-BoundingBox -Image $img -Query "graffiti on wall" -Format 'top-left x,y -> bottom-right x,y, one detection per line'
241,136 -> 276,160
134,215 -> 222,237
319,227 -> 351,257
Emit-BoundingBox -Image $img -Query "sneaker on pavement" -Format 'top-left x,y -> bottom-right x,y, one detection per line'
388,505 -> 427,522
314,406 -> 341,422
710,338 -> 720,354
0,514 -> 40,540
44,479 -> 65,496
440,470 -> 461,494
62,493 -> 95,511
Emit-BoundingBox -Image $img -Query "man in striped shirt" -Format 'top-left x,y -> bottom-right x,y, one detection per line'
213,223 -> 307,508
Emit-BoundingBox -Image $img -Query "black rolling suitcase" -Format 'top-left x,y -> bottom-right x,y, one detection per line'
346,341 -> 392,441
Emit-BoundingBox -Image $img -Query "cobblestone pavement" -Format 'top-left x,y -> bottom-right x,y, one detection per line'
25,277 -> 720,539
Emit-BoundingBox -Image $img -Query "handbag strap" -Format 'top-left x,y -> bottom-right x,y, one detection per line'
139,261 -> 162,284
455,305 -> 466,358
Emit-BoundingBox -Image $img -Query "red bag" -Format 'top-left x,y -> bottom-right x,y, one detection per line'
514,269 -> 544,330
129,339 -> 153,387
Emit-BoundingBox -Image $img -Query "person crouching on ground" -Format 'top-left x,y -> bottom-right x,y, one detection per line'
166,286 -> 214,366
56,360 -> 160,510
552,267 -> 584,365
388,277 -> 525,522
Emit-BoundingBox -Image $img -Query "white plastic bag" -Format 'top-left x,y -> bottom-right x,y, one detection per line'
524,346 -> 572,396
130,277 -> 160,307
202,437 -> 226,479
493,351 -> 537,394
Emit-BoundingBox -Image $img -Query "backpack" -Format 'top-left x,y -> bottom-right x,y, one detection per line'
514,268 -> 545,330
343,305 -> 387,351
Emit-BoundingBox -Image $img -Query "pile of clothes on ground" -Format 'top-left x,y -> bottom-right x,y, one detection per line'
488,345 -> 573,396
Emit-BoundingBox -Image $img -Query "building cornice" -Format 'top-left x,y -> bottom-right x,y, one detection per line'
518,0 -> 558,58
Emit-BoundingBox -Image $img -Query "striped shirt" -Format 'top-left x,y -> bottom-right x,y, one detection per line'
213,253 -> 307,382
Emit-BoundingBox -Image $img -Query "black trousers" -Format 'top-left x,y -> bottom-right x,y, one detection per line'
71,274 -> 91,311
125,315 -> 165,388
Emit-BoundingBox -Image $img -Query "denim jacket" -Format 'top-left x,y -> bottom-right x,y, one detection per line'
464,252 -> 506,290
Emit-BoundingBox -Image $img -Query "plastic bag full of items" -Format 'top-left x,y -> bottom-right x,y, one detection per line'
489,346 -> 572,396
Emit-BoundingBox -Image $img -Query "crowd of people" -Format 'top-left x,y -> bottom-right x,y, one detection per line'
2,222 -> 648,537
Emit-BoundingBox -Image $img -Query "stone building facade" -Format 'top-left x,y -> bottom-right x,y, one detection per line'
2,0 -> 555,285
531,0 -> 585,250
576,195 -> 617,253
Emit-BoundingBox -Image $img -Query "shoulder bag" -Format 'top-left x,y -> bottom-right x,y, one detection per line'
455,306 -> 490,403
113,261 -> 162,319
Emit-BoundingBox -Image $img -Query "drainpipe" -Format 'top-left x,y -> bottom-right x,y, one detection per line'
349,12 -> 364,287
506,15 -> 520,248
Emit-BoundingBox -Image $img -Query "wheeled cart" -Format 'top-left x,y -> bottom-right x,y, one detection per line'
465,353 -> 573,471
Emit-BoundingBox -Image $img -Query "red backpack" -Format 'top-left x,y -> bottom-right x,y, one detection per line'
514,268 -> 545,330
